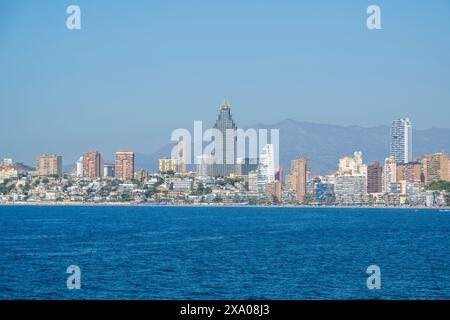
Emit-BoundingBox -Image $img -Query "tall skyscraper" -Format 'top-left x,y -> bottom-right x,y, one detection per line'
367,160 -> 382,194
286,158 -> 307,203
257,144 -> 275,194
36,154 -> 62,176
115,151 -> 135,181
390,117 -> 412,164
294,159 -> 307,203
211,100 -> 237,177
83,151 -> 102,178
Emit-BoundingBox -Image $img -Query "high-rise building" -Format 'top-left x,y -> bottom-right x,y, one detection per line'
210,100 -> 237,177
286,158 -> 307,203
75,157 -> 83,177
295,160 -> 307,203
265,165 -> 283,202
425,152 -> 449,184
115,151 -> 135,181
367,160 -> 382,194
396,162 -> 421,183
83,151 -> 102,178
335,175 -> 366,205
103,163 -> 115,178
36,154 -> 62,176
285,174 -> 296,194
159,158 -> 179,174
257,144 -> 275,194
390,117 -> 412,164
383,156 -> 397,192
448,158 -> 450,182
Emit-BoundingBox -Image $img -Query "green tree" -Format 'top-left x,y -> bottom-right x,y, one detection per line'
427,180 -> 450,193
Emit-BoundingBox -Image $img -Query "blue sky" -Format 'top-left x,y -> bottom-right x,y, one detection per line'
1,0 -> 449,165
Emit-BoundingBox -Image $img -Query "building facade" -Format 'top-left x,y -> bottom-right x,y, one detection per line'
286,158 -> 308,203
159,158 -> 179,174
103,163 -> 115,178
383,156 -> 397,192
390,117 -> 412,164
0,162 -> 18,180
83,151 -> 102,178
75,157 -> 83,177
425,152 -> 449,184
338,151 -> 367,176
257,144 -> 275,194
367,160 -> 382,194
335,175 -> 366,205
115,151 -> 135,181
210,100 -> 237,177
396,162 -> 421,183
36,154 -> 62,176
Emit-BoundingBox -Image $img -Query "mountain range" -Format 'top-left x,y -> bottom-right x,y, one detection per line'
134,119 -> 450,175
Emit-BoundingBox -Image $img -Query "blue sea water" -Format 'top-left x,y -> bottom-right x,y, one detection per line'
0,205 -> 449,300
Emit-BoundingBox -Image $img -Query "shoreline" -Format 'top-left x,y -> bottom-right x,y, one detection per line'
0,201 -> 448,210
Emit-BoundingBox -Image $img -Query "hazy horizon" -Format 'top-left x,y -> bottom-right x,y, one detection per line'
4,116 -> 449,167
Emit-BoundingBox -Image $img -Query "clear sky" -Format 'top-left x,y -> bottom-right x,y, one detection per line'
1,0 -> 449,165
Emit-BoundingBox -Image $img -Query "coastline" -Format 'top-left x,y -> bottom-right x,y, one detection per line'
0,201 -> 448,210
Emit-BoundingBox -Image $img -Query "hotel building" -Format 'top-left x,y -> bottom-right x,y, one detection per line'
115,151 -> 135,181
83,151 -> 102,178
36,154 -> 62,176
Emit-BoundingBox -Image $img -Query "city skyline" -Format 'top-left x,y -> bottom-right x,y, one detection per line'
1,1 -> 450,165
2,1 -> 450,305
1,104 -> 449,207
1,111 -> 449,174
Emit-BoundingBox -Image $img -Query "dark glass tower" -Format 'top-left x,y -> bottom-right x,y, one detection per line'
211,100 -> 237,177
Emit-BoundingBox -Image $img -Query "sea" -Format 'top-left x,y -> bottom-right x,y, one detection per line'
0,205 -> 449,300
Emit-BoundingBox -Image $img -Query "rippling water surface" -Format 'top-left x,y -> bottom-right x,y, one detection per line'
0,206 -> 449,299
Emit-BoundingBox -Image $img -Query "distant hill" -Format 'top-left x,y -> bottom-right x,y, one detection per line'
125,120 -> 450,175
15,162 -> 35,172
